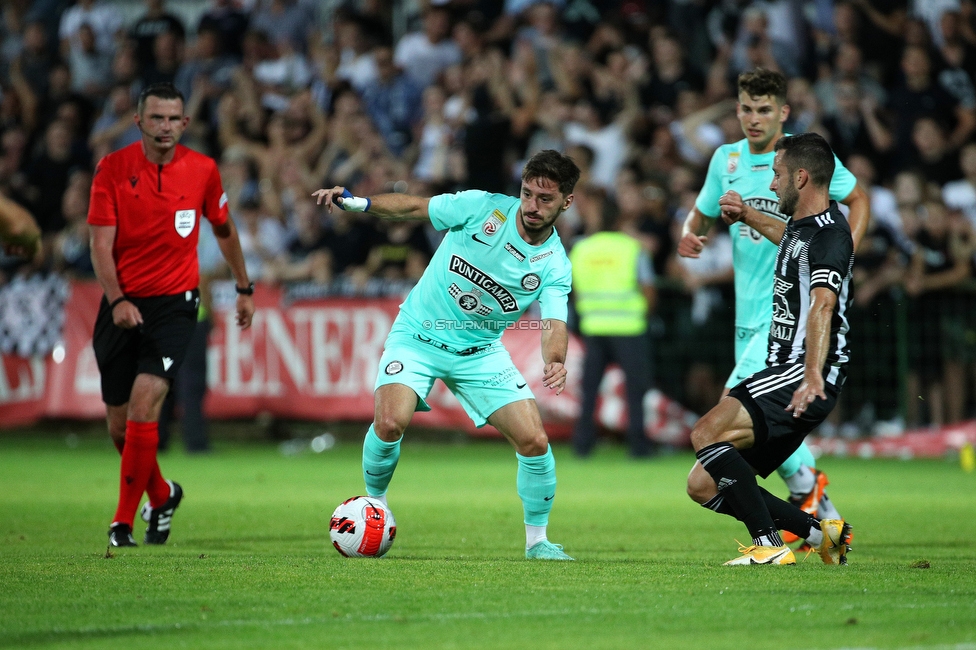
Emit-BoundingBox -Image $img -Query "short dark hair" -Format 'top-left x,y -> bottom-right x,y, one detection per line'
137,82 -> 185,115
521,150 -> 581,196
774,133 -> 835,187
737,68 -> 787,104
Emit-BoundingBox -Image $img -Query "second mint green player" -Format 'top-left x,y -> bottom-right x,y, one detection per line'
678,69 -> 870,535
313,150 -> 580,560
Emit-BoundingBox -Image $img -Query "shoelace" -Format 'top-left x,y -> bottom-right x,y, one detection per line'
732,540 -> 759,554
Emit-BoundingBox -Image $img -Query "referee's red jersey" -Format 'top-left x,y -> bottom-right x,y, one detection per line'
88,142 -> 229,297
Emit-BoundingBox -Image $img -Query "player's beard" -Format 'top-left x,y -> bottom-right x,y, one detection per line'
778,181 -> 799,216
520,208 -> 561,235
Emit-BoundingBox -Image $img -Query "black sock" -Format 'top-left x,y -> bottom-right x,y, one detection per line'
697,442 -> 779,542
706,487 -> 818,541
759,487 -> 819,538
702,493 -> 737,517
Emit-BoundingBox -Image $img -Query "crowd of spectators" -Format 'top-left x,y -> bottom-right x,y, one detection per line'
1,0 -> 976,432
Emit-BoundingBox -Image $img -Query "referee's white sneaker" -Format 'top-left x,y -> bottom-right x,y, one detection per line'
724,543 -> 796,566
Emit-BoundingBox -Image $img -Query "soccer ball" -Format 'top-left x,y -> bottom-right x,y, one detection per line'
329,496 -> 397,558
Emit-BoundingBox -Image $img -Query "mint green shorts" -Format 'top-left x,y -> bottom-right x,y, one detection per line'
374,333 -> 534,427
725,325 -> 768,389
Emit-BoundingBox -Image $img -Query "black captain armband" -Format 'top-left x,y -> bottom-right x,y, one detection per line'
236,282 -> 255,296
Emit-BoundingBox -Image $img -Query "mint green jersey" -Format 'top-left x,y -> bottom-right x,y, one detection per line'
695,137 -> 857,331
390,190 -> 573,348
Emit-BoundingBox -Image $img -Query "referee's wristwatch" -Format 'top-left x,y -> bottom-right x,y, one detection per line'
236,282 -> 255,296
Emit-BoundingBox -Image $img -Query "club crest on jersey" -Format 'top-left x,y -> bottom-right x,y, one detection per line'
482,209 -> 507,236
727,152 -> 739,173
385,361 -> 403,375
521,273 -> 541,291
174,209 -> 196,238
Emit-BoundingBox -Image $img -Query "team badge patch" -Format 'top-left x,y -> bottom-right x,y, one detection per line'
482,209 -> 507,236
385,361 -> 403,375
175,209 -> 196,238
521,273 -> 541,291
727,152 -> 739,173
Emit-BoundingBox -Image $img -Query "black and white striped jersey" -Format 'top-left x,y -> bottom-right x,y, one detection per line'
766,201 -> 854,387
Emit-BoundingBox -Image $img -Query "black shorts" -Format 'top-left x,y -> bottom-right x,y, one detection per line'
728,362 -> 840,478
92,290 -> 200,406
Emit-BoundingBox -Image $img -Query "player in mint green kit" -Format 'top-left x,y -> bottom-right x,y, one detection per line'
313,150 -> 580,560
679,69 -> 870,537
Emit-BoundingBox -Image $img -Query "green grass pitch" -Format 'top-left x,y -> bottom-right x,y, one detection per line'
1,432 -> 975,649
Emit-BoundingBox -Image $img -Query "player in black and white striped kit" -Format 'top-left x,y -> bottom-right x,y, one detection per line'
763,207 -> 853,386
685,133 -> 855,566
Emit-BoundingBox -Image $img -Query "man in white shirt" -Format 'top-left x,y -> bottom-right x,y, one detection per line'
394,6 -> 462,88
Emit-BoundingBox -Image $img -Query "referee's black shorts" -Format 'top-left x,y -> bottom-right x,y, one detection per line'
92,289 -> 200,406
728,362 -> 840,478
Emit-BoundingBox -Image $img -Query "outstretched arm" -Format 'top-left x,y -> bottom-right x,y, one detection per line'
540,319 -> 568,395
312,186 -> 430,221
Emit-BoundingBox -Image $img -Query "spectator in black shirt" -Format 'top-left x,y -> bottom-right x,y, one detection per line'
640,32 -> 704,122
910,116 -> 963,185
904,200 -> 973,427
23,119 -> 90,237
267,199 -> 330,285
14,20 -> 56,99
197,0 -> 250,62
322,211 -> 373,279
365,220 -> 432,281
139,29 -> 182,87
130,0 -> 185,75
883,45 -> 975,169
848,0 -> 908,85
821,78 -> 888,172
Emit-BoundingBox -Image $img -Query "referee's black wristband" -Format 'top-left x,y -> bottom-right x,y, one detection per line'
236,282 -> 255,296
109,296 -> 130,311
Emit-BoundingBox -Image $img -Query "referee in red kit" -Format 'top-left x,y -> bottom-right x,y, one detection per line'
89,83 -> 254,547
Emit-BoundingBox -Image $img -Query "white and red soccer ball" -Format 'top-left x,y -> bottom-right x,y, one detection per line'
329,496 -> 397,558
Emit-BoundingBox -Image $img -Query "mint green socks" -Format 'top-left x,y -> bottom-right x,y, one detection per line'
516,445 -> 557,527
362,424 -> 400,497
776,441 -> 816,480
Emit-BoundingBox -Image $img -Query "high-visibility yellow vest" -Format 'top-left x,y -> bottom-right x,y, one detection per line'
570,232 -> 647,336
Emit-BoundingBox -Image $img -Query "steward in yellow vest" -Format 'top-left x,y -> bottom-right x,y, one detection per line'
569,216 -> 657,458
570,232 -> 650,336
